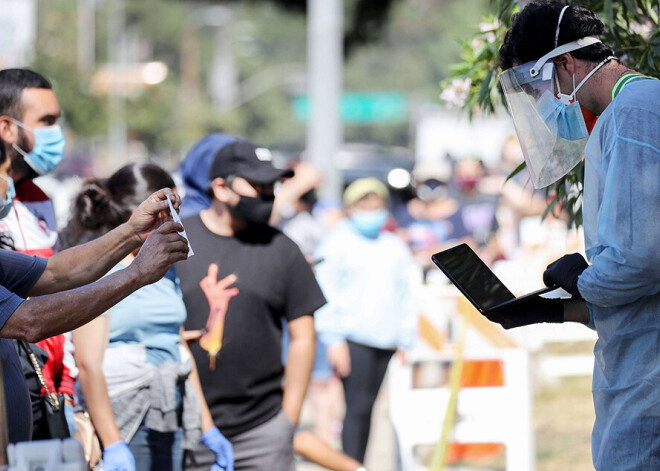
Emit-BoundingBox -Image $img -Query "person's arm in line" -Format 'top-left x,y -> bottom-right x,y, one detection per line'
73,316 -> 123,447
182,329 -> 235,471
74,316 -> 136,471
181,328 -> 215,434
0,222 -> 188,342
282,315 -> 315,426
293,429 -> 364,471
30,189 -> 181,296
270,162 -> 322,226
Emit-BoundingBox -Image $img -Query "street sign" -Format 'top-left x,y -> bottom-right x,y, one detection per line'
293,91 -> 408,124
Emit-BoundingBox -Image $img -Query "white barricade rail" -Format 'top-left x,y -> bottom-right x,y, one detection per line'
391,286 -> 534,471
389,349 -> 534,471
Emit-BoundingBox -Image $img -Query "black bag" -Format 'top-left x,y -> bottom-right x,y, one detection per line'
17,340 -> 71,439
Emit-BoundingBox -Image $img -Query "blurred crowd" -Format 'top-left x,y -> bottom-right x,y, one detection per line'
0,67 -> 563,471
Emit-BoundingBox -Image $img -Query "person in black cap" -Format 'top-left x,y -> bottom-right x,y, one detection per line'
176,139 -> 326,471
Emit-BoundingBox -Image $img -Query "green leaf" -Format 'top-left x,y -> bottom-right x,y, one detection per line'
648,48 -> 658,71
504,161 -> 527,183
605,0 -> 614,26
542,197 -> 559,221
478,69 -> 494,104
645,0 -> 659,23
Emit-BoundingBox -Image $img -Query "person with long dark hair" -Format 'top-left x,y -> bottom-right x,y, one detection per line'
63,162 -> 234,471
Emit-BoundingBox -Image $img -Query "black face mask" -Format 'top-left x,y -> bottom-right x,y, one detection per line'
230,193 -> 275,226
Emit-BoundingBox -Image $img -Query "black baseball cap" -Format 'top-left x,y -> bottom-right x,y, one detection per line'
208,141 -> 294,184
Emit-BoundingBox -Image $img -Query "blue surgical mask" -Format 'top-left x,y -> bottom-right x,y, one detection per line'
536,90 -> 589,141
350,209 -> 388,238
0,174 -> 16,219
11,119 -> 65,175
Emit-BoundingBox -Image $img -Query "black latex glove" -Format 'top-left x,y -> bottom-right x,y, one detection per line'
543,253 -> 588,299
484,296 -> 564,330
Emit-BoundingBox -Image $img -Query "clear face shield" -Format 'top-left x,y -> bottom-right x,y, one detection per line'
499,59 -> 591,189
498,6 -> 613,188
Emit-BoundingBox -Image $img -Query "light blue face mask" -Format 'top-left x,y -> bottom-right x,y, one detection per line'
350,209 -> 389,238
536,90 -> 589,141
11,119 -> 65,175
0,174 -> 16,219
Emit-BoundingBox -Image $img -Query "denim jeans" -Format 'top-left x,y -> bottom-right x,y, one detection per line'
129,382 -> 184,471
130,424 -> 184,471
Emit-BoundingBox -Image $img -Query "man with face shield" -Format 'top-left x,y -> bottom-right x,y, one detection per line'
487,2 -> 660,469
175,140 -> 326,471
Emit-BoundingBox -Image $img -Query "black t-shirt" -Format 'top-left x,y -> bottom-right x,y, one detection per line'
175,215 -> 326,437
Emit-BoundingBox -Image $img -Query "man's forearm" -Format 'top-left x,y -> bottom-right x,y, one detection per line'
2,267 -> 142,342
282,333 -> 315,426
31,223 -> 140,296
563,298 -> 590,324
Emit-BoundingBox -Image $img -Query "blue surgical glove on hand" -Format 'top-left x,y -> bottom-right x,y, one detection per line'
201,426 -> 234,471
543,253 -> 588,299
103,440 -> 135,471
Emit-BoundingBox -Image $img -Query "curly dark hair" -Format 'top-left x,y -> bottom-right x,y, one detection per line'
499,1 -> 614,70
59,161 -> 175,249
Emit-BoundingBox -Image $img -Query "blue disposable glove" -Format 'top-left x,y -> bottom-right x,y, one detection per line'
103,440 -> 135,471
201,426 -> 234,471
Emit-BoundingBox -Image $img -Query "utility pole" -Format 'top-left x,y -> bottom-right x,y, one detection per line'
207,6 -> 238,110
107,0 -> 128,166
77,0 -> 95,72
307,0 -> 343,203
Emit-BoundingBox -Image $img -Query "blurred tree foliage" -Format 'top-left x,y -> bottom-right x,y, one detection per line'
203,0 -> 401,56
32,0 -> 489,168
440,0 -> 660,227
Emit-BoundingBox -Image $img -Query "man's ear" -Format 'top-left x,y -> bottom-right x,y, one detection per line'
210,177 -> 231,203
552,53 -> 576,76
0,116 -> 18,146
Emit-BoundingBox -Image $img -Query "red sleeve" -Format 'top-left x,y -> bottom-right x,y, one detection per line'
58,360 -> 75,398
35,335 -> 67,396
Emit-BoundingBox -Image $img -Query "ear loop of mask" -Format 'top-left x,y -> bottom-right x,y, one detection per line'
9,118 -> 31,158
554,55 -> 615,105
553,5 -> 575,104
